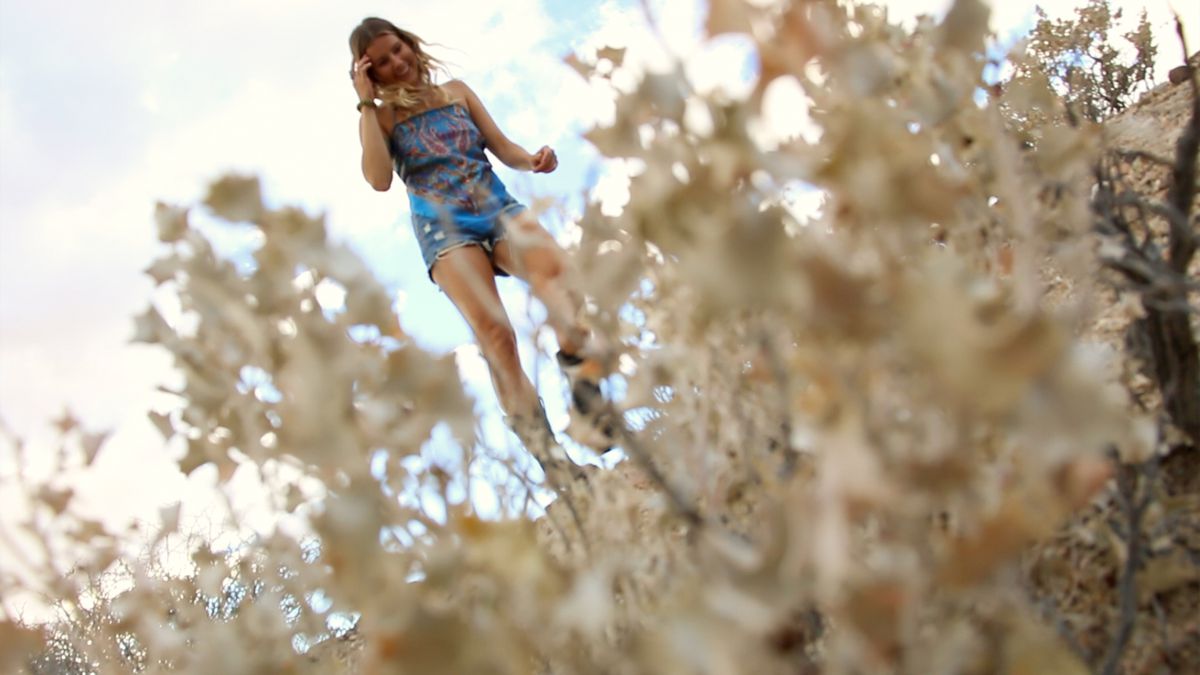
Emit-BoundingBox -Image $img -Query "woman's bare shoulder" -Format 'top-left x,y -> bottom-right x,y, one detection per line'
440,79 -> 470,105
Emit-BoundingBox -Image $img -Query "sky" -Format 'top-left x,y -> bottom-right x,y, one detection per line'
0,0 -> 1195,602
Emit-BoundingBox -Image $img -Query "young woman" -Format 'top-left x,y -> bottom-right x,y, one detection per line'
348,17 -> 609,479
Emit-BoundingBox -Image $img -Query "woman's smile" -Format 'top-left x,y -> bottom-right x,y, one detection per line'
365,33 -> 419,87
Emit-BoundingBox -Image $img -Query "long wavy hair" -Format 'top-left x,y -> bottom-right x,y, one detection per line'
349,17 -> 448,110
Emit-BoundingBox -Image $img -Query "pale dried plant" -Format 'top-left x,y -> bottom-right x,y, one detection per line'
4,0 -> 1199,673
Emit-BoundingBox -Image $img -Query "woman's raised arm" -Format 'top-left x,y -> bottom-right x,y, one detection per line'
353,55 -> 395,191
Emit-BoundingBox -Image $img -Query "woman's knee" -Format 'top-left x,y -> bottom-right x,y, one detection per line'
474,316 -> 520,361
524,246 -> 566,285
505,218 -> 562,275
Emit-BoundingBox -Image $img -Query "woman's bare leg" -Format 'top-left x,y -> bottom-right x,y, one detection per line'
431,244 -> 538,418
492,212 -> 588,356
493,213 -> 615,448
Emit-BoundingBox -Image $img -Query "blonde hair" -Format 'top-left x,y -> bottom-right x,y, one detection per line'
349,17 -> 448,111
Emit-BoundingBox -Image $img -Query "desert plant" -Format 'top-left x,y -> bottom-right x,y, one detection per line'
1013,0 -> 1157,122
4,1 -> 1197,673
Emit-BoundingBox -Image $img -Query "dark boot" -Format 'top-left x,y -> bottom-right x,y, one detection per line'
556,350 -> 617,451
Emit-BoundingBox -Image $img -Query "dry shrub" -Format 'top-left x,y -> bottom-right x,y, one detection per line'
3,0 -> 1197,673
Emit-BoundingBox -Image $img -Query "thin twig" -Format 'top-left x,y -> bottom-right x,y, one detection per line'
1139,294 -> 1200,316
1112,149 -> 1176,167
1109,193 -> 1191,239
1099,455 -> 1155,675
1032,591 -> 1094,665
757,329 -> 801,479
546,477 -> 592,557
1092,163 -> 1141,252
610,409 -> 703,528
1100,250 -> 1158,285
513,438 -> 592,557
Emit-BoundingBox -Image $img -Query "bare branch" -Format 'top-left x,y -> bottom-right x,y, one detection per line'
611,408 -> 704,528
1099,454 -> 1155,675
1112,149 -> 1175,167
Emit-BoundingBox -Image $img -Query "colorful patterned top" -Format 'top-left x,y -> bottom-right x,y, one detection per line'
388,101 -> 522,235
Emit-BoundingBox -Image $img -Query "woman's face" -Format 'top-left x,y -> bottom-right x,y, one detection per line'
364,33 -> 419,87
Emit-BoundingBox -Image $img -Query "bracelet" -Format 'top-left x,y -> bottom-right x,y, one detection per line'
356,99 -> 378,112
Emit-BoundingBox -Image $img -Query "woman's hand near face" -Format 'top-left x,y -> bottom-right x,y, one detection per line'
352,55 -> 376,101
530,145 -> 557,173
353,53 -> 392,191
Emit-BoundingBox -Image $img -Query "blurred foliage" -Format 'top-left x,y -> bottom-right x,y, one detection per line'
3,0 -> 1197,673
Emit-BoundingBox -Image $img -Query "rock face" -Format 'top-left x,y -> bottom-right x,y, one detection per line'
1089,51 -> 1200,370
1105,52 -> 1200,198
1102,50 -> 1200,448
1169,63 -> 1194,85
1091,56 -> 1200,671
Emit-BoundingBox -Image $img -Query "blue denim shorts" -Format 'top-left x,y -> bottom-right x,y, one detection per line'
411,200 -> 527,283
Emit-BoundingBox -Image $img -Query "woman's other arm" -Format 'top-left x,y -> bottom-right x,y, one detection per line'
447,80 -> 557,173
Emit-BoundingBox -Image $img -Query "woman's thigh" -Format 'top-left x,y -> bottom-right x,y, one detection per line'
431,244 -> 510,335
493,211 -> 565,281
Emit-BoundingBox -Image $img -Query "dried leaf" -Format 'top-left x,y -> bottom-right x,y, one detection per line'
38,485 -> 73,515
154,202 -> 189,243
131,305 -> 171,345
80,430 -> 109,465
938,0 -> 990,54
147,410 -> 175,440
204,173 -> 265,223
52,409 -> 79,434
705,0 -> 754,37
596,45 -> 626,68
144,255 -> 183,286
563,52 -> 594,80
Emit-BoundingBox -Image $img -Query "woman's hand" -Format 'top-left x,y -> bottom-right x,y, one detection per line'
530,145 -> 558,173
354,53 -> 392,190
351,55 -> 376,102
